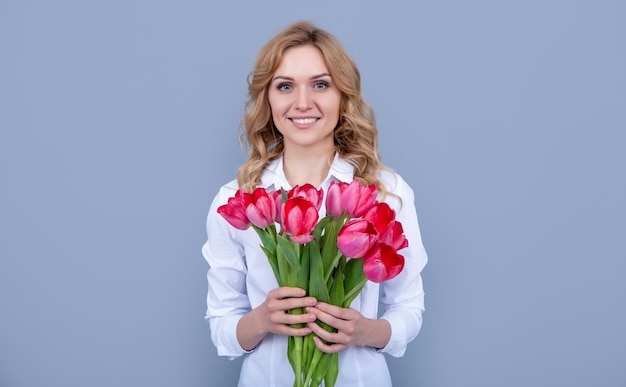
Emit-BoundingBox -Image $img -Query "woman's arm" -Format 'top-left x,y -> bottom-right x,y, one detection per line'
204,184 -> 318,355
236,287 -> 317,351
306,173 -> 427,356
376,174 -> 427,357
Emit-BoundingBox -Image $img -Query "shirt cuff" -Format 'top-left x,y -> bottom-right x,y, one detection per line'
377,315 -> 408,358
209,314 -> 248,359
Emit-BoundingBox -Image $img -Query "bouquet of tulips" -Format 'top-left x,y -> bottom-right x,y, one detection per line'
217,179 -> 408,387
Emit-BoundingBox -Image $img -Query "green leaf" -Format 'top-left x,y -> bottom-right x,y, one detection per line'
312,216 -> 332,241
253,225 -> 276,255
297,243 -> 310,292
308,240 -> 330,303
321,219 -> 339,275
324,352 -> 339,387
276,244 -> 291,287
276,234 -> 300,271
260,245 -> 281,287
329,267 -> 345,307
343,258 -> 367,308
312,352 -> 332,386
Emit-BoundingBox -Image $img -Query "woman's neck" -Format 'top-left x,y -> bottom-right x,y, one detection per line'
282,147 -> 335,188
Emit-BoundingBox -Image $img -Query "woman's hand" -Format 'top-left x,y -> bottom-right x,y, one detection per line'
236,287 -> 317,351
306,302 -> 391,354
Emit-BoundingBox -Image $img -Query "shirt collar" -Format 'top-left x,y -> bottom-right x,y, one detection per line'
260,152 -> 354,191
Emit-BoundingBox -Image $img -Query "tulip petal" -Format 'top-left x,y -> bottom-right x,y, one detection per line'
363,243 -> 405,282
337,219 -> 378,258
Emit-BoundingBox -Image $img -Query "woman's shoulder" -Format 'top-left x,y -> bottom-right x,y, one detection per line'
375,167 -> 416,211
377,167 -> 413,194
209,179 -> 240,207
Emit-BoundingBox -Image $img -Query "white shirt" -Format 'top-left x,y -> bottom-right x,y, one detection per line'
202,154 -> 427,386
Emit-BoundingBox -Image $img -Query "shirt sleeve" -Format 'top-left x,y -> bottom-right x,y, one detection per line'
378,174 -> 428,357
202,183 -> 250,359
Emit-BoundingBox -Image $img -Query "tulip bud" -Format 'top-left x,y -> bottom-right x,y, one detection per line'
337,219 -> 378,258
379,221 -> 409,251
282,197 -> 318,244
343,180 -> 377,218
288,184 -> 324,211
325,179 -> 377,219
325,181 -> 346,218
363,202 -> 396,233
245,187 -> 277,229
217,190 -> 252,230
363,243 -> 405,283
270,189 -> 284,223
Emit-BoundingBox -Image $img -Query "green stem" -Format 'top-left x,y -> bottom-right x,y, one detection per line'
343,277 -> 367,308
293,335 -> 303,387
324,251 -> 344,284
303,348 -> 324,386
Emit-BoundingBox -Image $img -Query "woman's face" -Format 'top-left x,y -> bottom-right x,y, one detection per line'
268,45 -> 341,154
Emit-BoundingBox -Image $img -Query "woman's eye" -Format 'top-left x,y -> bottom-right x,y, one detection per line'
314,81 -> 329,90
278,83 -> 292,92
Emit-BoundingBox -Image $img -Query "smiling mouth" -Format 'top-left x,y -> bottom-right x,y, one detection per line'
290,118 -> 319,125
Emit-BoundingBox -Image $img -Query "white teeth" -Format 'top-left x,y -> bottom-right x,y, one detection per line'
292,118 -> 317,124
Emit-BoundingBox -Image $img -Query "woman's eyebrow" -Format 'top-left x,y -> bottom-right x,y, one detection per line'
272,73 -> 331,82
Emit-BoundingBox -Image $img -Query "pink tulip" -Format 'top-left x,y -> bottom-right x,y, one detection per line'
217,190 -> 252,230
326,179 -> 377,218
379,221 -> 409,251
363,202 -> 396,233
325,181 -> 346,217
288,184 -> 323,211
271,189 -> 284,223
245,187 -> 277,229
363,243 -> 405,283
282,197 -> 318,244
337,219 -> 378,258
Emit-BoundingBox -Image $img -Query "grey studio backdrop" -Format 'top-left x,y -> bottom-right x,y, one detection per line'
1,1 -> 624,387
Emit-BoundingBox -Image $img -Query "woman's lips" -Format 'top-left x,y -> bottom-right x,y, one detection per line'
289,117 -> 320,128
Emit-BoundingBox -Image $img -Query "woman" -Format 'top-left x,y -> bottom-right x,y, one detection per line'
203,21 -> 427,386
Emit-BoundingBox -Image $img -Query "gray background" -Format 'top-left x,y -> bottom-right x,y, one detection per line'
1,1 -> 625,386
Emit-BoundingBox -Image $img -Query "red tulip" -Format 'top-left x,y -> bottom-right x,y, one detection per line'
325,179 -> 377,218
363,202 -> 396,233
363,243 -> 405,283
245,187 -> 277,229
379,221 -> 409,251
337,219 -> 378,258
281,197 -> 318,244
288,184 -> 323,211
217,189 -> 252,230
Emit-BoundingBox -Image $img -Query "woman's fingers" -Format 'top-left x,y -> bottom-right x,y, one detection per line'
260,286 -> 318,335
270,308 -> 317,325
275,324 -> 313,337
267,286 -> 305,299
305,303 -> 354,331
305,302 -> 373,351
266,287 -> 317,312
312,335 -> 346,354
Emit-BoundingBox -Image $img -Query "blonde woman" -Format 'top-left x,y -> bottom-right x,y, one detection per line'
203,21 -> 427,386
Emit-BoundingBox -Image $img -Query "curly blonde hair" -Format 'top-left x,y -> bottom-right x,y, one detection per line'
237,21 -> 389,197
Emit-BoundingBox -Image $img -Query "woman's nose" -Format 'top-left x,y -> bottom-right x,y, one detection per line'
296,89 -> 312,110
